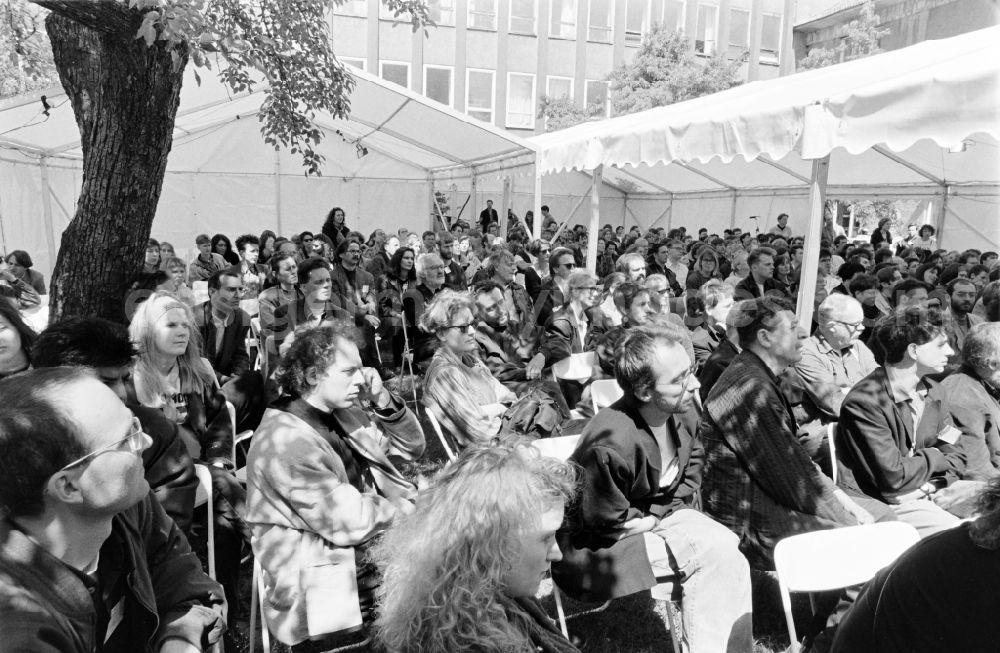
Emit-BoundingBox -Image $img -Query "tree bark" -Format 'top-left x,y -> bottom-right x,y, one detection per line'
43,6 -> 187,322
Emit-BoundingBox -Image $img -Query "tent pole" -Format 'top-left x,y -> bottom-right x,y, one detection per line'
587,165 -> 602,274
274,149 -> 283,236
729,190 -> 738,228
796,155 -> 830,329
935,185 -> 950,246
39,156 -> 58,277
533,155 -> 543,240
501,175 -> 512,234
470,172 -> 479,232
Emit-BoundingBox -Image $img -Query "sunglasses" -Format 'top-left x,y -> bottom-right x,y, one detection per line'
446,322 -> 476,333
58,416 -> 149,473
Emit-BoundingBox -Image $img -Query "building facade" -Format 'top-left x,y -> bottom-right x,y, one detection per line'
330,0 -> 795,136
793,0 -> 998,64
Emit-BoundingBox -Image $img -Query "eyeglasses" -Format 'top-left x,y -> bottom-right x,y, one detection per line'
346,248 -> 361,254
832,319 -> 864,330
58,416 -> 149,473
659,367 -> 695,390
446,322 -> 476,333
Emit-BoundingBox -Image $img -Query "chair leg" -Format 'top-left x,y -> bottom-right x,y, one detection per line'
249,559 -> 259,653
665,600 -> 685,653
553,583 -> 570,639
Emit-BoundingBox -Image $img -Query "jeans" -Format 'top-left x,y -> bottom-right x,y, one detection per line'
645,508 -> 754,653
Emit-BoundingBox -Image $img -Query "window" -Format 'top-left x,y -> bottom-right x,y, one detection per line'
506,72 -> 536,129
695,4 -> 718,55
760,14 -> 782,63
588,0 -> 613,42
380,61 -> 410,89
585,79 -> 609,117
550,0 -> 577,38
337,1 -> 366,16
469,0 -> 497,29
428,0 -> 455,25
424,65 -> 454,106
467,69 -> 495,123
547,76 -> 574,101
728,8 -> 750,59
625,0 -> 650,47
340,57 -> 366,71
510,0 -> 536,33
663,0 -> 685,33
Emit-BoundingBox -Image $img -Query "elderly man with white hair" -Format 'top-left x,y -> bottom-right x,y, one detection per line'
794,294 -> 879,468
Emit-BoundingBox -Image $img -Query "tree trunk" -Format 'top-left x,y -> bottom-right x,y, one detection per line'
44,7 -> 186,323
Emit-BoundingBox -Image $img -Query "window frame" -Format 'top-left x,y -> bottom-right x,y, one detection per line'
624,0 -> 651,47
509,0 -> 537,34
588,0 -> 614,43
728,8 -> 750,58
336,1 -> 367,17
760,13 -> 783,64
549,0 -> 578,39
379,60 -> 411,89
694,3 -> 719,56
506,71 -> 537,130
662,0 -> 686,33
585,79 -> 611,119
423,64 -> 455,107
466,68 -> 496,123
546,75 -> 575,102
428,0 -> 456,26
468,0 -> 498,30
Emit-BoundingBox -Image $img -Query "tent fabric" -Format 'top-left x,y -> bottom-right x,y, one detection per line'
0,66 -> 536,276
531,26 -> 1000,174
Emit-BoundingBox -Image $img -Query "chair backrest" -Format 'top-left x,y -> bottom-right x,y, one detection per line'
193,464 -> 216,580
590,378 -> 624,414
192,280 -> 209,304
531,434 -> 581,462
424,407 -> 457,462
775,522 -> 920,593
552,351 -> 596,382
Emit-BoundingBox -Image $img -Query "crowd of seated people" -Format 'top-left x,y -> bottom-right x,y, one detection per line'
2,208 -> 1000,653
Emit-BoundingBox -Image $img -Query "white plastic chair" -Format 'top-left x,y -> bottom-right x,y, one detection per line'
530,434 -> 581,461
590,378 -> 624,414
424,407 -> 457,462
552,351 -> 597,383
247,316 -> 262,373
226,401 -> 254,483
774,522 -> 920,652
192,463 -> 216,579
828,422 -> 838,484
192,280 -> 209,304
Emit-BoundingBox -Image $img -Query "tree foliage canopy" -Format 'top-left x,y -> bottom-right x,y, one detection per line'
798,0 -> 888,70
0,0 -> 57,96
539,26 -> 743,131
9,0 -> 430,175
607,27 -> 744,115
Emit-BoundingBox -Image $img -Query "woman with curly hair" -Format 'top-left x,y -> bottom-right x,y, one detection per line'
374,439 -> 580,653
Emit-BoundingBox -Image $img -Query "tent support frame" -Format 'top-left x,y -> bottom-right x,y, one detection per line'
797,155 -> 830,328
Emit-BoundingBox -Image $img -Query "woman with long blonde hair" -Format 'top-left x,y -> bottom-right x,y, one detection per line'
129,290 -> 249,626
373,439 -> 579,653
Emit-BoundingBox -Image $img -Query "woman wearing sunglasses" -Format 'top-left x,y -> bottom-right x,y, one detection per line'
421,289 -> 516,451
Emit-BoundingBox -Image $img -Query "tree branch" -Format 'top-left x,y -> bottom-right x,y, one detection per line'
31,0 -> 135,35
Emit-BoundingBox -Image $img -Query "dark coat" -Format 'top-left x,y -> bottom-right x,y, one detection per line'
193,301 -> 251,379
837,367 -> 967,502
698,338 -> 739,401
0,493 -> 225,653
733,275 -> 788,301
700,350 -> 853,569
552,398 -> 702,601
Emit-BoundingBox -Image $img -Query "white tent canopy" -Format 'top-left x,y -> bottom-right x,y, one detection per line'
529,26 -> 1000,252
0,66 -> 535,277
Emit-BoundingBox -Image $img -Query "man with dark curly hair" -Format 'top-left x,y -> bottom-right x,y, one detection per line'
244,324 -> 424,650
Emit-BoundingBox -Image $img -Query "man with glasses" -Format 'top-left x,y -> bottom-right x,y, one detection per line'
794,294 -> 879,468
0,368 -> 226,652
32,317 -> 198,532
554,326 -> 753,653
